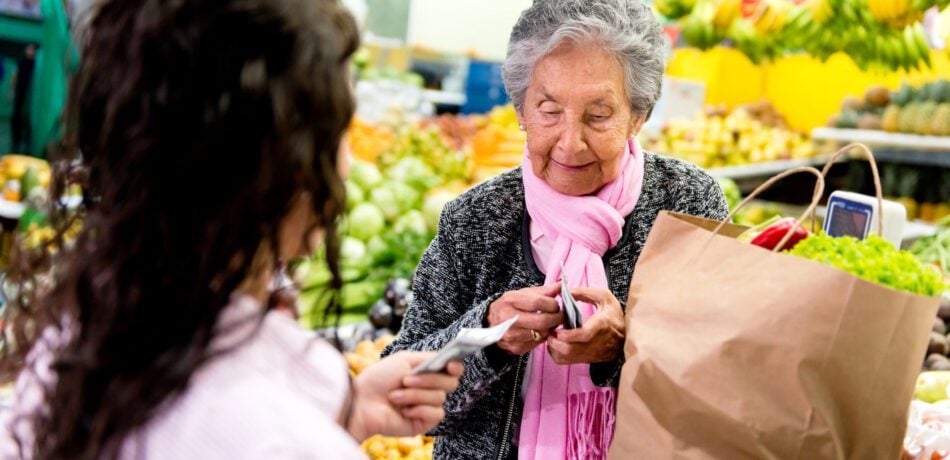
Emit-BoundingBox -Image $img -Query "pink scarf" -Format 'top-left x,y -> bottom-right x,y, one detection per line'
518,138 -> 645,460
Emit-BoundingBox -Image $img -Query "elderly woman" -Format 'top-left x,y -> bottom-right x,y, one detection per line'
383,0 -> 728,458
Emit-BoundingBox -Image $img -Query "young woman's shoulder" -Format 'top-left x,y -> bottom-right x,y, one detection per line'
125,298 -> 363,458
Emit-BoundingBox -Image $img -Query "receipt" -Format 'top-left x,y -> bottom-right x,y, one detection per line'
411,315 -> 519,374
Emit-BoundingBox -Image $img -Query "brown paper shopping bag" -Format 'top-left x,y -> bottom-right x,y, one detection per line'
608,159 -> 940,459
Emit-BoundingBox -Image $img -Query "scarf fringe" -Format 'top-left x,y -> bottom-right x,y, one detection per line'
567,388 -> 617,460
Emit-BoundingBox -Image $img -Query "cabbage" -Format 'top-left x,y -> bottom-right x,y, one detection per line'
423,190 -> 456,232
387,181 -> 421,214
369,186 -> 400,221
393,210 -> 428,235
345,181 -> 365,211
341,236 -> 368,264
366,235 -> 389,261
387,157 -> 439,191
350,160 -> 384,190
348,202 -> 386,241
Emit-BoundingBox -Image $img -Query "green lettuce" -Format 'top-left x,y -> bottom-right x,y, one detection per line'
787,234 -> 946,297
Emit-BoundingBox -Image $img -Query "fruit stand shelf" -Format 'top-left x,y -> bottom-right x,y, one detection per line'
864,149 -> 950,169
708,130 -> 950,180
707,157 -> 830,180
811,128 -> 950,151
811,128 -> 950,168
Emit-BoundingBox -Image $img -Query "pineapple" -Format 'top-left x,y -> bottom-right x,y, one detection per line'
932,103 -> 950,137
898,103 -> 919,133
915,102 -> 939,135
882,105 -> 901,132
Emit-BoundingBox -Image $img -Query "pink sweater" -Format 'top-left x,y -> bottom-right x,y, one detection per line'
2,295 -> 365,459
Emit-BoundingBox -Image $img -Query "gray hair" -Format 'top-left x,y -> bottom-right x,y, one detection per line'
502,0 -> 667,119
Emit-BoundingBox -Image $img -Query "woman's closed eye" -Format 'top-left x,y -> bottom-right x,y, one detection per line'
538,101 -> 562,118
586,112 -> 613,126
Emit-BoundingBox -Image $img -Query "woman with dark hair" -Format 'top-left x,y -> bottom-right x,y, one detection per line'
0,0 -> 461,458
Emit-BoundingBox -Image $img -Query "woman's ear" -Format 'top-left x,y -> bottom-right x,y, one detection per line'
629,115 -> 647,137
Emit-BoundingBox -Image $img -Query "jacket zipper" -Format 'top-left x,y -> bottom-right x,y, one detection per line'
496,356 -> 524,460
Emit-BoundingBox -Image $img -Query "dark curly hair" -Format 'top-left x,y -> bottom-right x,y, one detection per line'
0,0 -> 358,458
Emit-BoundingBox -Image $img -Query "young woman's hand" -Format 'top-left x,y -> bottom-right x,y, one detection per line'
348,351 -> 463,441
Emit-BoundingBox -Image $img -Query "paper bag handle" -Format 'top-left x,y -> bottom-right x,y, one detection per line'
712,166 -> 825,252
815,142 -> 885,235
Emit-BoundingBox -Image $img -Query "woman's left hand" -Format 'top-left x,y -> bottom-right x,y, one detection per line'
546,288 -> 625,365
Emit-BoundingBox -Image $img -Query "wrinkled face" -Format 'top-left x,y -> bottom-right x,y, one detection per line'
521,41 -> 644,196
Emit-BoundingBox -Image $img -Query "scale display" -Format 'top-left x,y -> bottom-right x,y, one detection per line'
825,196 -> 873,240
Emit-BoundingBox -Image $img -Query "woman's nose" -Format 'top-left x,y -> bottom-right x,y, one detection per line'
556,116 -> 587,155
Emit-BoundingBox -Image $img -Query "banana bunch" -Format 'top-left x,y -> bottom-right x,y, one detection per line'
751,0 -> 793,34
807,0 -> 834,23
866,0 -> 928,28
656,0 -> 698,19
727,19 -> 766,63
674,0 -> 934,70
681,0 -> 743,50
713,0 -> 743,29
719,0 -> 795,63
729,14 -> 792,63
781,0 -> 934,71
872,23 -> 933,70
775,6 -> 816,49
681,0 -> 727,49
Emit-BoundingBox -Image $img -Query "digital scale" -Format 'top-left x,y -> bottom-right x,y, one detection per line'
823,191 -> 906,247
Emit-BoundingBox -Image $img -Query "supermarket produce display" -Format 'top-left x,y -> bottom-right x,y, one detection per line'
1,1 -> 949,456
812,82 -> 950,224
0,155 -> 50,211
294,126 -> 468,327
640,101 -> 817,168
912,217 -> 950,278
293,107 -> 526,329
664,0 -> 947,70
828,80 -> 950,136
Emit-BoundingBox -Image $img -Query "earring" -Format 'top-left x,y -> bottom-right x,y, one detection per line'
518,124 -> 525,131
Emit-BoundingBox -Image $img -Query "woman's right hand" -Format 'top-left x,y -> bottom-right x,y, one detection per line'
486,284 -> 563,356
349,351 -> 463,441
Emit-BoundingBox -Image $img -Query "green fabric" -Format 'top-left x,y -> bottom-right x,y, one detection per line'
29,0 -> 72,157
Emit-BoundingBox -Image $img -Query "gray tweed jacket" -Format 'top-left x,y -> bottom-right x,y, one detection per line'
382,152 -> 729,459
